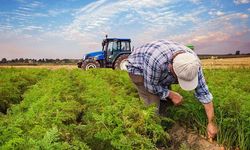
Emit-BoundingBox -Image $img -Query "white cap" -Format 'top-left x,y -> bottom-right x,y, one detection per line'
173,52 -> 201,91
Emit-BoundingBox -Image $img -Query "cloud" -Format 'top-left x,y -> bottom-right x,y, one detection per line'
26,0 -> 183,56
30,1 -> 43,7
22,25 -> 43,31
171,12 -> 250,54
189,0 -> 201,4
75,0 -> 108,14
208,9 -> 225,16
61,0 -> 176,46
3,0 -> 47,26
61,0 -> 210,48
233,0 -> 250,4
0,0 -> 67,37
192,32 -> 230,42
239,14 -> 248,18
48,9 -> 72,17
31,0 -> 249,55
0,25 -> 13,31
19,6 -> 33,11
216,11 -> 225,16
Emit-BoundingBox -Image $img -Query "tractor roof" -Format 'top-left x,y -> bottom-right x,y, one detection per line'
105,38 -> 131,41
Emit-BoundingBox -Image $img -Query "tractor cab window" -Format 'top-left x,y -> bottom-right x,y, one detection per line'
116,41 -> 130,51
121,41 -> 130,51
107,41 -> 118,52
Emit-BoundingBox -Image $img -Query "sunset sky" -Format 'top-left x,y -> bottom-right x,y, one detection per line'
0,0 -> 250,59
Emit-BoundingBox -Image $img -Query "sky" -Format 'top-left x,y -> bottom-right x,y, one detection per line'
0,0 -> 250,59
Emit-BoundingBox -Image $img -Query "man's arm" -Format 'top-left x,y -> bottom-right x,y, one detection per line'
203,102 -> 217,139
195,68 -> 217,138
203,102 -> 215,123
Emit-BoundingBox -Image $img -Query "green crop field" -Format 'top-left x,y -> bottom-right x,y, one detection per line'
0,68 -> 249,150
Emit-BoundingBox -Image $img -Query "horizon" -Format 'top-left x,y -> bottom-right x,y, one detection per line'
2,53 -> 250,61
0,0 -> 250,59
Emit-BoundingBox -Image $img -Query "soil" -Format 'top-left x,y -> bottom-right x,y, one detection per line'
165,124 -> 224,150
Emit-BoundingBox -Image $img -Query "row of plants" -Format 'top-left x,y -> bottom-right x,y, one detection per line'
0,69 -> 169,149
77,69 -> 171,149
0,68 -> 49,114
168,68 -> 250,150
0,69 -> 89,149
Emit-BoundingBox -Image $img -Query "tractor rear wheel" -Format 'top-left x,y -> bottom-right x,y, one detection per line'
81,59 -> 100,70
114,54 -> 129,70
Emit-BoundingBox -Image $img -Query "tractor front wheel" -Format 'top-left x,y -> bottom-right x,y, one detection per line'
81,59 -> 100,70
77,62 -> 82,68
114,54 -> 129,70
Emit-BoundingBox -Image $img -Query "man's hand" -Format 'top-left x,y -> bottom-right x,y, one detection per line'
207,122 -> 218,139
168,91 -> 183,106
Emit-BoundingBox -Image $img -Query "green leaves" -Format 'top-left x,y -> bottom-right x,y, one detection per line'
73,69 -> 169,149
0,69 -> 168,149
0,68 -> 49,114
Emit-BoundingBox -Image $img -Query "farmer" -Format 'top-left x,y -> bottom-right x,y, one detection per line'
126,40 -> 217,139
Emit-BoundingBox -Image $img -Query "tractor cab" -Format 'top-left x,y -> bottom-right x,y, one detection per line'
102,38 -> 131,68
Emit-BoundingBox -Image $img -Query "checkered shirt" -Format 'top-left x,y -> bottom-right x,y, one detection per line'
127,40 -> 213,104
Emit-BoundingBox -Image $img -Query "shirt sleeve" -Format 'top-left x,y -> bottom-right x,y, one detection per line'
195,67 -> 213,104
143,55 -> 169,100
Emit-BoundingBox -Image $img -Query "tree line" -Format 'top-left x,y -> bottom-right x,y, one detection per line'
0,58 -> 80,64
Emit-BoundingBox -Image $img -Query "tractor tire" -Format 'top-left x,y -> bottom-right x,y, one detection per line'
81,59 -> 100,70
77,62 -> 82,68
114,54 -> 129,71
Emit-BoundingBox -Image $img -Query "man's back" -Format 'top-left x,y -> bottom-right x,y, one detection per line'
127,40 -> 194,76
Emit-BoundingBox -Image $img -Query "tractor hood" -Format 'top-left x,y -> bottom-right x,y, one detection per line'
83,51 -> 105,60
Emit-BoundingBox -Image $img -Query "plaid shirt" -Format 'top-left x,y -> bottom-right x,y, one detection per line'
127,40 -> 213,104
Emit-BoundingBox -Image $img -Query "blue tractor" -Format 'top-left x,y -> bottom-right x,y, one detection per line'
77,36 -> 132,70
